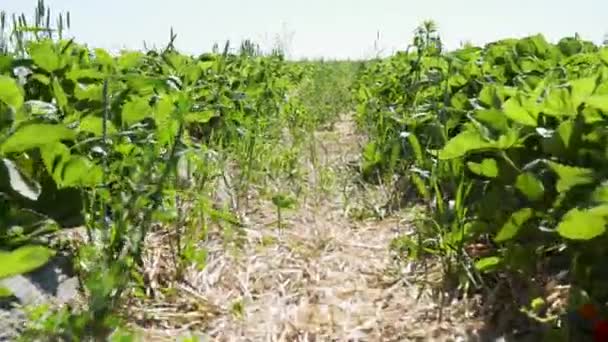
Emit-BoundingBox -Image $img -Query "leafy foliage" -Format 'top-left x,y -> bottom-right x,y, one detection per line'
0,1 -> 317,339
355,21 -> 608,338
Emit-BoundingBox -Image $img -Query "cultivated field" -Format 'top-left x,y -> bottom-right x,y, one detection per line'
1,3 -> 608,342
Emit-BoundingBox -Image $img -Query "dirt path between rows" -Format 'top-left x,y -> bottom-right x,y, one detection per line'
137,115 -> 483,341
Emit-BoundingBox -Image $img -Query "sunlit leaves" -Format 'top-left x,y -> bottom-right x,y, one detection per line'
52,77 -> 68,110
28,40 -> 63,72
184,110 -> 217,124
438,128 -> 520,160
61,156 -> 103,187
40,142 -> 101,188
74,83 -> 103,102
546,161 -> 595,193
0,245 -> 56,279
503,96 -> 537,126
0,286 -> 12,297
585,95 -> 608,113
1,124 -> 76,154
475,256 -> 502,272
495,208 -> 534,242
117,51 -> 144,70
467,158 -> 499,178
79,115 -> 117,136
515,34 -> 551,58
478,84 -> 503,108
67,68 -> 105,82
356,31 -> 608,296
570,76 -> 596,107
542,88 -> 577,117
40,142 -> 71,183
0,75 -> 24,109
515,172 -> 545,201
121,97 -> 151,127
439,130 -> 493,159
473,109 -> 509,132
557,206 -> 608,240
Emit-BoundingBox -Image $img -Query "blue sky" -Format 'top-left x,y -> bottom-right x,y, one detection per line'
2,0 -> 607,59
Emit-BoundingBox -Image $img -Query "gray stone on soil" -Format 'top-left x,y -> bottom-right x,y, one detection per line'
0,254 -> 79,341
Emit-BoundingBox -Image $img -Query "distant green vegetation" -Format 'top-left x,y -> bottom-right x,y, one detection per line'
292,60 -> 361,128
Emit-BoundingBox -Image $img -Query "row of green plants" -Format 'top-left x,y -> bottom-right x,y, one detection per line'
355,21 -> 608,340
0,2 -> 322,340
290,59 -> 361,129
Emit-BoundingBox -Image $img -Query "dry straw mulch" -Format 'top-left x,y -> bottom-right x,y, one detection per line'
129,115 -> 485,341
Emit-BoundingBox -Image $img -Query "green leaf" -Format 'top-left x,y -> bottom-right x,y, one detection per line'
570,77 -> 596,108
467,158 -> 499,178
199,61 -> 215,71
66,68 -> 105,81
585,95 -> 608,112
0,76 -> 24,109
121,97 -> 151,127
40,142 -> 71,183
450,91 -> 469,110
530,297 -> 546,313
546,161 -> 595,193
515,34 -> 551,58
79,115 -> 117,136
556,206 -> 608,240
478,84 -> 502,108
1,124 -> 76,154
0,286 -> 12,297
496,129 -> 521,149
117,51 -> 144,70
0,245 -> 56,279
557,120 -> 575,149
125,75 -> 165,96
28,41 -> 61,72
61,156 -> 102,187
52,78 -> 68,110
410,173 -> 430,201
503,97 -> 537,126
31,73 -> 50,85
542,88 -> 577,117
591,184 -> 608,204
438,129 -> 494,160
74,84 -> 103,102
184,110 -> 217,124
473,109 -> 509,132
495,208 -> 534,242
154,96 -> 178,146
406,133 -> 424,165
515,172 -> 545,201
93,48 -> 114,67
474,256 -> 502,272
